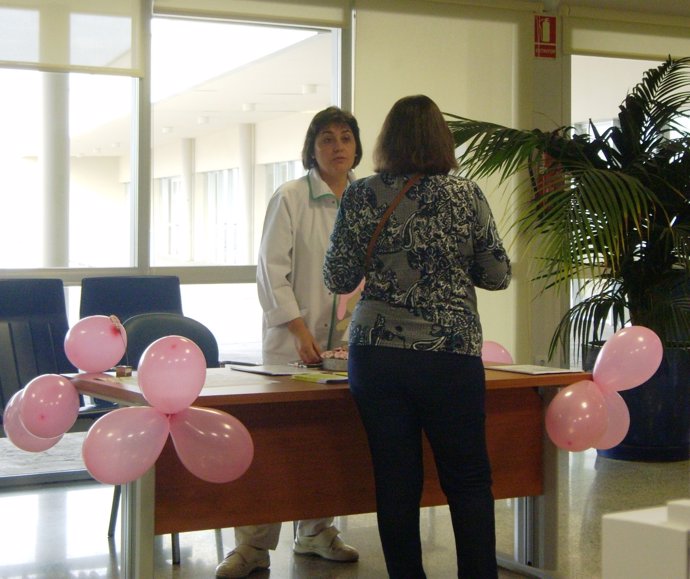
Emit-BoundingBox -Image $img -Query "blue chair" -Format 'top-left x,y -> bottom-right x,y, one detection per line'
0,278 -> 110,421
79,275 -> 183,323
78,274 -> 184,383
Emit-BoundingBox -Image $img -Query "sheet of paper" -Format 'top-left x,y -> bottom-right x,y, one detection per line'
229,364 -> 321,376
485,364 -> 576,375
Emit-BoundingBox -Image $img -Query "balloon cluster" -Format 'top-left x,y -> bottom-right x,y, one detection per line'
2,315 -> 254,485
3,315 -> 127,453
545,326 -> 663,452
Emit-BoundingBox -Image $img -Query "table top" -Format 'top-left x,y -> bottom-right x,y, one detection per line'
71,365 -> 591,408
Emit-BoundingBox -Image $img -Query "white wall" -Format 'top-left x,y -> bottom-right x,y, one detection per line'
352,0 -> 536,363
255,112 -> 312,164
70,157 -> 130,266
195,126 -> 242,173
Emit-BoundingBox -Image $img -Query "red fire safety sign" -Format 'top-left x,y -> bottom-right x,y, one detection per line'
534,15 -> 557,58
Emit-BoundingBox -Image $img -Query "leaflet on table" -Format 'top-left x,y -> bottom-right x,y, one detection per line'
291,372 -> 348,384
229,364 -> 326,376
485,364 -> 576,375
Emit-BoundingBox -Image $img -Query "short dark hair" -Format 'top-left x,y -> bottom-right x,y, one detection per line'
373,95 -> 458,175
301,106 -> 363,170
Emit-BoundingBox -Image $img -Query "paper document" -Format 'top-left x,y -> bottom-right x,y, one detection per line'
229,364 -> 322,376
485,364 -> 576,375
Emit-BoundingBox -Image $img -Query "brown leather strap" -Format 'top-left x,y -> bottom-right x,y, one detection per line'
365,174 -> 422,269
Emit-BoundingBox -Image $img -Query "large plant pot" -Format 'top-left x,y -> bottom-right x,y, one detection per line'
583,344 -> 690,462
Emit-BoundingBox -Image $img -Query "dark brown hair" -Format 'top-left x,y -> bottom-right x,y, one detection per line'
301,106 -> 363,170
373,95 -> 458,175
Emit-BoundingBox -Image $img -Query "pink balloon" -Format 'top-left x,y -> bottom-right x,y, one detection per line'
64,315 -> 127,373
592,326 -> 663,393
82,406 -> 170,485
20,374 -> 80,438
481,340 -> 514,364
337,278 -> 365,320
169,406 -> 254,483
594,390 -> 630,450
2,391 -> 62,452
137,336 -> 206,414
545,380 -> 608,452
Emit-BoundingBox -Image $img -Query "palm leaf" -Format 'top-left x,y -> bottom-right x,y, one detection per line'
446,56 -> 690,355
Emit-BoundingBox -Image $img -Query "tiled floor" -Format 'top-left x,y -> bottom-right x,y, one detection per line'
0,451 -> 690,579
0,449 -> 687,578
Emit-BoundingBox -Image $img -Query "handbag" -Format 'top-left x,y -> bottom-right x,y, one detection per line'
365,173 -> 422,268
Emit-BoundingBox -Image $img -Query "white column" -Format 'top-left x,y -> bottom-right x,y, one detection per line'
238,124 -> 255,263
181,138 -> 195,261
42,72 -> 70,267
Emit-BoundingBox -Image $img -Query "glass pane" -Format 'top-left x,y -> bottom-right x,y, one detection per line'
0,8 -> 38,63
0,2 -> 140,75
150,18 -> 334,266
181,283 -> 262,363
0,68 -> 135,268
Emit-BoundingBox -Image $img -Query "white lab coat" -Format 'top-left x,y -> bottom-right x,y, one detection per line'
256,168 -> 354,365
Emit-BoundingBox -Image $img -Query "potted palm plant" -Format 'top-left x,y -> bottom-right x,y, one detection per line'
446,56 -> 690,461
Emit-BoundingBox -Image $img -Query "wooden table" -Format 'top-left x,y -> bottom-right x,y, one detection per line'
72,366 -> 589,579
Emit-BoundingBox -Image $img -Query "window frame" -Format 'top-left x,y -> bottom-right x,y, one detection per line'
0,0 -> 351,291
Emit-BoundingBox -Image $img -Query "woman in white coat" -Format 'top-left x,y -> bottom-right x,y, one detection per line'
216,107 -> 363,579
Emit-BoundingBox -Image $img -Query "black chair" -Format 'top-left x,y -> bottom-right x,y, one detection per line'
0,278 -> 110,422
122,312 -> 220,369
109,312 -> 221,564
79,275 -> 183,322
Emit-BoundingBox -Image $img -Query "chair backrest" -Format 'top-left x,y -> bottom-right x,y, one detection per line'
0,278 -> 76,413
79,275 -> 183,322
122,313 -> 220,369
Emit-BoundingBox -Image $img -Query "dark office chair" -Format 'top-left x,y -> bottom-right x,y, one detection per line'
78,274 -> 184,402
0,278 -> 111,422
122,312 -> 220,369
109,312 -> 221,565
79,275 -> 184,323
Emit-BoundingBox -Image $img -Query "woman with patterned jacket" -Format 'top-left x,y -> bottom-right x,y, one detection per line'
324,95 -> 511,579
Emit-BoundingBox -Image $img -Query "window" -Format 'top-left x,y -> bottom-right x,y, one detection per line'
0,16 -> 336,271
205,168 -> 241,264
149,18 -> 333,267
153,176 -> 185,262
0,69 -> 136,268
264,161 -> 306,204
1,7 -> 341,361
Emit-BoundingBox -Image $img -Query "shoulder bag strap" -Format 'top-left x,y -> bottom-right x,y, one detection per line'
365,173 -> 422,269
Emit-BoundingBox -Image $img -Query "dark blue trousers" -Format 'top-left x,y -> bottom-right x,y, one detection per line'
348,345 -> 498,579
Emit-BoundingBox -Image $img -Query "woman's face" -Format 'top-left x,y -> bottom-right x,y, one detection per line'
313,122 -> 357,181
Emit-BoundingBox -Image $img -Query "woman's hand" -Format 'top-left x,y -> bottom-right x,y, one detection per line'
287,318 -> 322,364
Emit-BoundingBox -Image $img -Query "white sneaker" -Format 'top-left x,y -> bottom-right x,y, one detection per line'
293,526 -> 359,562
215,544 -> 270,578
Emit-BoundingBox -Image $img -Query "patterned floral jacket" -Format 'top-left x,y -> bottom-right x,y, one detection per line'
323,173 -> 511,356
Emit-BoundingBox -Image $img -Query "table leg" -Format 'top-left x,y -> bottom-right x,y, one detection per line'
496,496 -> 553,578
496,387 -> 560,579
121,468 -> 155,578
